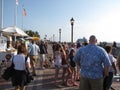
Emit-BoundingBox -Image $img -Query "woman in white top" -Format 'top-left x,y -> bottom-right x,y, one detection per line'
54,44 -> 63,85
11,44 -> 31,90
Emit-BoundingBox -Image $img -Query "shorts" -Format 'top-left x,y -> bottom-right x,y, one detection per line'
62,64 -> 68,68
40,54 -> 46,61
55,65 -> 62,69
30,55 -> 38,66
80,76 -> 103,90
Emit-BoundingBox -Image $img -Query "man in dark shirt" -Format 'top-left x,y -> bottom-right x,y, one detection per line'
39,41 -> 48,69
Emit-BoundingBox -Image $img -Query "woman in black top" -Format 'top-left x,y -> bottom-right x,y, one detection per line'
69,49 -> 79,86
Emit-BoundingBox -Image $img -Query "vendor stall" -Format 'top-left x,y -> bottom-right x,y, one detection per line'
0,26 -> 28,60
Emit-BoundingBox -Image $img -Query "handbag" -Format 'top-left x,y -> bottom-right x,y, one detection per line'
26,71 -> 33,83
2,57 -> 14,81
25,56 -> 34,83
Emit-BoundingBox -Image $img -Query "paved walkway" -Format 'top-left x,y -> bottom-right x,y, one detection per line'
0,44 -> 120,90
0,66 -> 120,90
0,66 -> 79,90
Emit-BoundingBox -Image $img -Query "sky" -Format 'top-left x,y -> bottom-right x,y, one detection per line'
2,0 -> 120,42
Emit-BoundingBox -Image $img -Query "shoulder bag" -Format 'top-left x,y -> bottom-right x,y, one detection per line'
2,56 -> 15,81
25,56 -> 34,83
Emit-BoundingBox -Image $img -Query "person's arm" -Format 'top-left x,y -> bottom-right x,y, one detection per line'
117,53 -> 120,71
73,50 -> 81,67
112,62 -> 117,75
28,46 -> 32,55
102,49 -> 111,77
26,57 -> 31,69
37,45 -> 40,54
60,46 -> 66,63
104,66 -> 110,76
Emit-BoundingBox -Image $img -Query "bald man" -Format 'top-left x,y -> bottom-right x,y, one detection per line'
73,35 -> 111,90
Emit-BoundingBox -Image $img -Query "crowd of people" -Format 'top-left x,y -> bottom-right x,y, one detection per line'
52,35 -> 120,90
1,35 -> 120,90
2,40 -> 48,90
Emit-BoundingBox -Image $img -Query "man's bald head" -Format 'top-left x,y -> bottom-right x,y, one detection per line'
89,35 -> 97,44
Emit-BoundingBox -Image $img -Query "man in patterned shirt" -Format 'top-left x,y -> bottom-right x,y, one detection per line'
73,35 -> 111,90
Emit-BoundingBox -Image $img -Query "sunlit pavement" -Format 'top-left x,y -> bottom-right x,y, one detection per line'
0,66 -> 79,90
0,66 -> 120,90
0,43 -> 120,90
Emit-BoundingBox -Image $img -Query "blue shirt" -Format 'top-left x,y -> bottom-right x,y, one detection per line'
28,44 -> 40,56
73,44 -> 111,79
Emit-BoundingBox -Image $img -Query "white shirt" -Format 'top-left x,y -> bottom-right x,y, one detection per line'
54,51 -> 62,66
108,53 -> 116,72
13,54 -> 30,70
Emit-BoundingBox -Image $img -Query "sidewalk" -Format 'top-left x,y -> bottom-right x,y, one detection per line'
25,67 -> 120,90
0,67 -> 79,90
0,66 -> 120,90
0,43 -> 120,90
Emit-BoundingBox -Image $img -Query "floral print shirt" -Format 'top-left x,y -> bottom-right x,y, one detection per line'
73,44 -> 111,79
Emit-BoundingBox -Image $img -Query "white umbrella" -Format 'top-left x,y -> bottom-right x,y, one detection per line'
1,26 -> 28,36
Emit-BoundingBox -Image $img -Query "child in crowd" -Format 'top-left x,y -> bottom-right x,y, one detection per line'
69,49 -> 79,86
4,54 -> 12,68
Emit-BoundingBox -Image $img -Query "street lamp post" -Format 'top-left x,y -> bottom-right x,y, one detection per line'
70,17 -> 74,43
59,28 -> 61,43
53,34 -> 55,42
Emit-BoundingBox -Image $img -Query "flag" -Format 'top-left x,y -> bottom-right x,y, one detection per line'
23,8 -> 27,16
16,0 -> 18,5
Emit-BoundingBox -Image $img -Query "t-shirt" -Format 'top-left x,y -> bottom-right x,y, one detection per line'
73,44 -> 111,79
13,54 -> 30,70
54,51 -> 62,66
108,53 -> 116,72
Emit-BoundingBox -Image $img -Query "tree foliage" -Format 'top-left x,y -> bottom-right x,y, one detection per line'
25,30 -> 40,37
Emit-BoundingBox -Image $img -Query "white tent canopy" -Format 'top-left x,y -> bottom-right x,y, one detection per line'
1,26 -> 28,36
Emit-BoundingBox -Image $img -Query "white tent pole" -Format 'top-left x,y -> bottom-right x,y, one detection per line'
2,0 -> 4,28
14,1 -> 17,26
14,0 -> 18,26
22,4 -> 24,30
14,1 -> 18,43
0,0 -> 4,36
